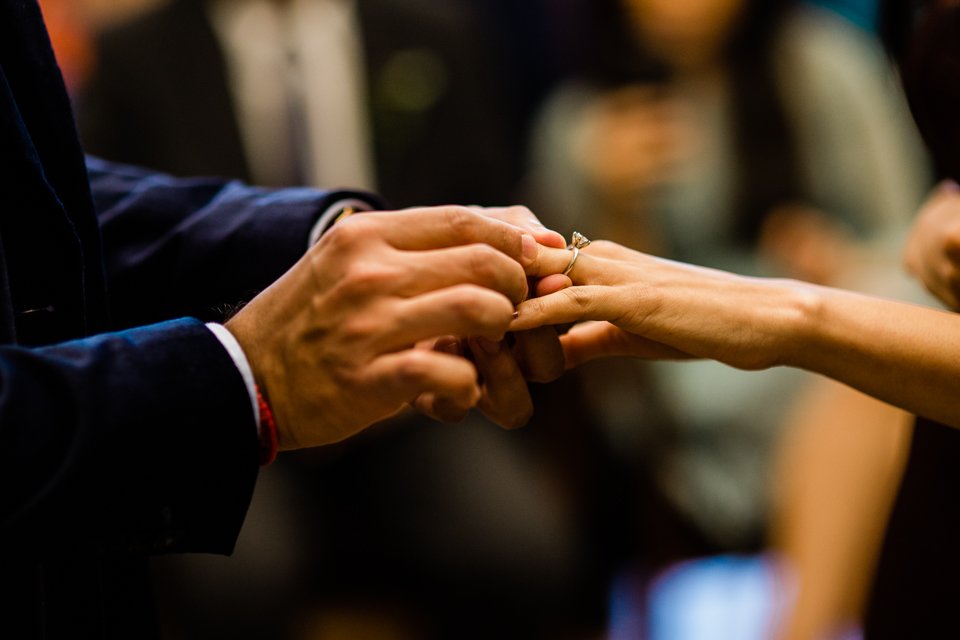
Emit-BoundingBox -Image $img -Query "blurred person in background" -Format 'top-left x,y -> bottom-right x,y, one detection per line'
514,3 -> 960,637
77,0 -> 516,207
527,0 -> 929,636
37,0 -> 165,93
35,0 -> 95,92
75,1 -> 586,639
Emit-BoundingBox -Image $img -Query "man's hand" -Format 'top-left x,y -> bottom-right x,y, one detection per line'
226,206 -> 541,450
408,206 -> 569,429
904,181 -> 960,309
473,206 -> 568,385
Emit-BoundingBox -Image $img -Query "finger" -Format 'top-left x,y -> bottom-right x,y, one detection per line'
527,245 -> 580,278
391,244 -> 529,304
532,240 -> 658,285
374,285 -> 515,352
510,285 -> 618,331
411,338 -> 474,422
535,274 -> 572,297
427,335 -> 463,356
561,322 -> 694,368
469,337 -> 534,429
527,243 -> 628,283
362,348 -> 481,413
344,207 -> 535,268
469,205 -> 567,248
579,239 -> 643,261
510,327 -> 565,383
413,392 -> 472,423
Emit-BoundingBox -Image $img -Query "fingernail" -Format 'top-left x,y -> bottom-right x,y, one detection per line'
942,180 -> 960,193
475,337 -> 502,355
522,234 -> 537,262
512,310 -> 519,320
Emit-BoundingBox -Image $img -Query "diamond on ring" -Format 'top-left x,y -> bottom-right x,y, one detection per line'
568,231 -> 592,251
562,231 -> 591,276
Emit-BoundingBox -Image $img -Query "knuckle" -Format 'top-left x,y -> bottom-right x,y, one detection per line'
567,286 -> 593,310
342,260 -> 397,295
507,204 -> 535,221
448,289 -> 481,320
443,206 -> 477,236
393,351 -> 432,386
467,245 -> 507,281
340,314 -> 382,344
523,297 -> 545,315
321,217 -> 364,250
590,239 -> 618,255
465,289 -> 512,325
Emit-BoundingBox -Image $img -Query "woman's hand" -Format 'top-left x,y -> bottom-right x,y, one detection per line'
903,181 -> 960,310
516,240 -> 815,371
518,235 -> 960,431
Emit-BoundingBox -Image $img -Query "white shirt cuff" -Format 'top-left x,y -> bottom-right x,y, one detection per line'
308,197 -> 374,247
206,322 -> 260,434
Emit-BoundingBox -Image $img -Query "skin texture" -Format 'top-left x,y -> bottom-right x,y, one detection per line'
903,181 -> 960,310
226,205 -> 565,451
514,238 -> 960,429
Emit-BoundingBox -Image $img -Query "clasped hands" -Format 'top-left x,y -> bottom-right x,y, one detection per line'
226,202 -> 806,452
224,184 -> 960,452
226,205 -> 572,451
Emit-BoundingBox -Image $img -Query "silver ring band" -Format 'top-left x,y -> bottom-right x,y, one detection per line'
562,246 -> 580,276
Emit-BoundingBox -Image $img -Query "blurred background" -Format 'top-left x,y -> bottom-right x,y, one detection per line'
41,0 -> 934,638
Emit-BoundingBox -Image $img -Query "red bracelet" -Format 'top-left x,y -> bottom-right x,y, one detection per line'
256,386 -> 279,466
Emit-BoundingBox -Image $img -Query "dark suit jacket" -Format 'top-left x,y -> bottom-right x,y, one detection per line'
78,0 -> 518,208
0,1 -> 376,636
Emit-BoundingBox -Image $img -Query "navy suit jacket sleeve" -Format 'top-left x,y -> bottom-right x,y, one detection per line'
86,155 -> 383,328
0,318 -> 259,555
0,158 -> 382,556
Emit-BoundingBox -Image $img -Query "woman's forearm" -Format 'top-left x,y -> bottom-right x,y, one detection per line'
781,284 -> 960,428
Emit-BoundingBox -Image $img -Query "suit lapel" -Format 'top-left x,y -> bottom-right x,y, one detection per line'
0,0 -> 106,340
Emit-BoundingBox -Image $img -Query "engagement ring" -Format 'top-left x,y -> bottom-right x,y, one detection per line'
562,231 -> 591,276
